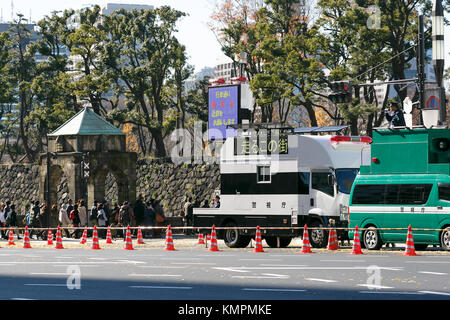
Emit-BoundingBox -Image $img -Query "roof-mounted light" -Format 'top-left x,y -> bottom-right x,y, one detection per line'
330,136 -> 373,144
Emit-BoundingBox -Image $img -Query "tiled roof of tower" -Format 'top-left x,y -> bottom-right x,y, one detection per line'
48,107 -> 124,136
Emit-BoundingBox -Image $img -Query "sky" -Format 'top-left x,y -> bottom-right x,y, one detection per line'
0,0 -> 449,77
0,0 -> 229,73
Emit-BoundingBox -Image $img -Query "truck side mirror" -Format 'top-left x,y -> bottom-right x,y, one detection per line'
328,174 -> 335,186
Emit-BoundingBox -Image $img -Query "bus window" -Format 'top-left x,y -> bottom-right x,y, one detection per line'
398,184 -> 432,205
352,185 -> 385,205
438,183 -> 450,202
312,172 -> 334,196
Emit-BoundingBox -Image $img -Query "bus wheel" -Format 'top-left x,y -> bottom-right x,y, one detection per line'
223,222 -> 250,248
309,221 -> 328,248
265,236 -> 292,248
363,227 -> 382,250
440,228 -> 450,251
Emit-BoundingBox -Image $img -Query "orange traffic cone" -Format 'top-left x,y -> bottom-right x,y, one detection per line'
253,226 -> 264,253
55,226 -> 64,249
403,225 -> 419,256
47,228 -> 54,245
197,233 -> 205,245
7,228 -> 15,246
208,225 -> 220,252
80,226 -> 88,244
298,225 -> 313,254
327,227 -> 339,251
124,226 -> 134,250
137,226 -> 145,244
23,226 -> 32,249
91,226 -> 101,250
164,225 -> 176,251
106,226 -> 113,244
351,226 -> 364,255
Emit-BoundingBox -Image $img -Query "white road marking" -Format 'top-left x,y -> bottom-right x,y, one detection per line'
170,262 -> 217,265
232,274 -> 290,279
259,264 -> 308,267
359,291 -> 424,295
418,271 -> 448,275
213,267 -> 250,273
357,284 -> 394,290
419,291 -> 450,296
128,274 -> 182,277
11,298 -> 36,300
242,288 -> 307,292
24,284 -> 68,287
30,273 -> 68,276
217,266 -> 403,271
52,265 -> 100,268
406,261 -> 450,264
137,266 -> 187,269
305,278 -> 338,283
130,286 -> 192,290
320,260 -> 366,263
239,259 -> 282,261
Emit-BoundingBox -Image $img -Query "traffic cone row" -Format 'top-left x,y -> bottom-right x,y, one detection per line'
47,228 -> 53,245
124,226 -> 134,250
80,226 -> 88,244
208,225 -> 220,252
253,226 -> 264,253
91,226 -> 101,250
23,226 -> 32,249
403,225 -> 419,256
298,224 -> 313,254
55,226 -> 64,249
106,226 -> 113,244
137,226 -> 145,244
327,227 -> 339,251
351,226 -> 364,255
164,225 -> 176,251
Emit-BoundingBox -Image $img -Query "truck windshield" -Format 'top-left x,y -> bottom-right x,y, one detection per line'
335,168 -> 359,194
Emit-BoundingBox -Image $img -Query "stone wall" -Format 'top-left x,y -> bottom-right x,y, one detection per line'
0,159 -> 220,221
0,164 -> 40,215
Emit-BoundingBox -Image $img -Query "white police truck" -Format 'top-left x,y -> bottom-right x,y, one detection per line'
193,125 -> 371,248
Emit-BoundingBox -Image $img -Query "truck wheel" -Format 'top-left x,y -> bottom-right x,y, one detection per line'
363,226 -> 382,250
440,227 -> 450,251
223,222 -> 250,248
265,236 -> 292,248
309,221 -> 328,248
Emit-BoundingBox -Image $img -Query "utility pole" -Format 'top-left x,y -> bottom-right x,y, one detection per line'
433,0 -> 446,123
417,15 -> 426,112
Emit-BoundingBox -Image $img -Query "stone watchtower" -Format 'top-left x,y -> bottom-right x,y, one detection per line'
39,107 -> 137,209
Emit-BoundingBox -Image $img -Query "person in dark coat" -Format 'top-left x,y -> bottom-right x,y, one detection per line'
134,195 -> 146,228
385,101 -> 406,128
6,204 -> 21,239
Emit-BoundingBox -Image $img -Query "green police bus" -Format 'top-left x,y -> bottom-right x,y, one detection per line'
348,127 -> 450,251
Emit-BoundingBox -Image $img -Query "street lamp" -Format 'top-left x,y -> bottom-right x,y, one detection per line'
432,0 -> 445,87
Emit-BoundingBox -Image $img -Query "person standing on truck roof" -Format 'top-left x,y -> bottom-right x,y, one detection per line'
385,101 -> 406,128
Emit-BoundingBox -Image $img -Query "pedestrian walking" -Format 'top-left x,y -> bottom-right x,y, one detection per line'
134,195 -> 146,229
78,200 -> 87,227
6,204 -> 21,240
143,200 -> 155,238
118,201 -> 134,240
97,203 -> 108,239
0,202 -> 6,239
58,203 -> 71,238
182,197 -> 193,235
69,204 -> 81,238
154,199 -> 165,238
